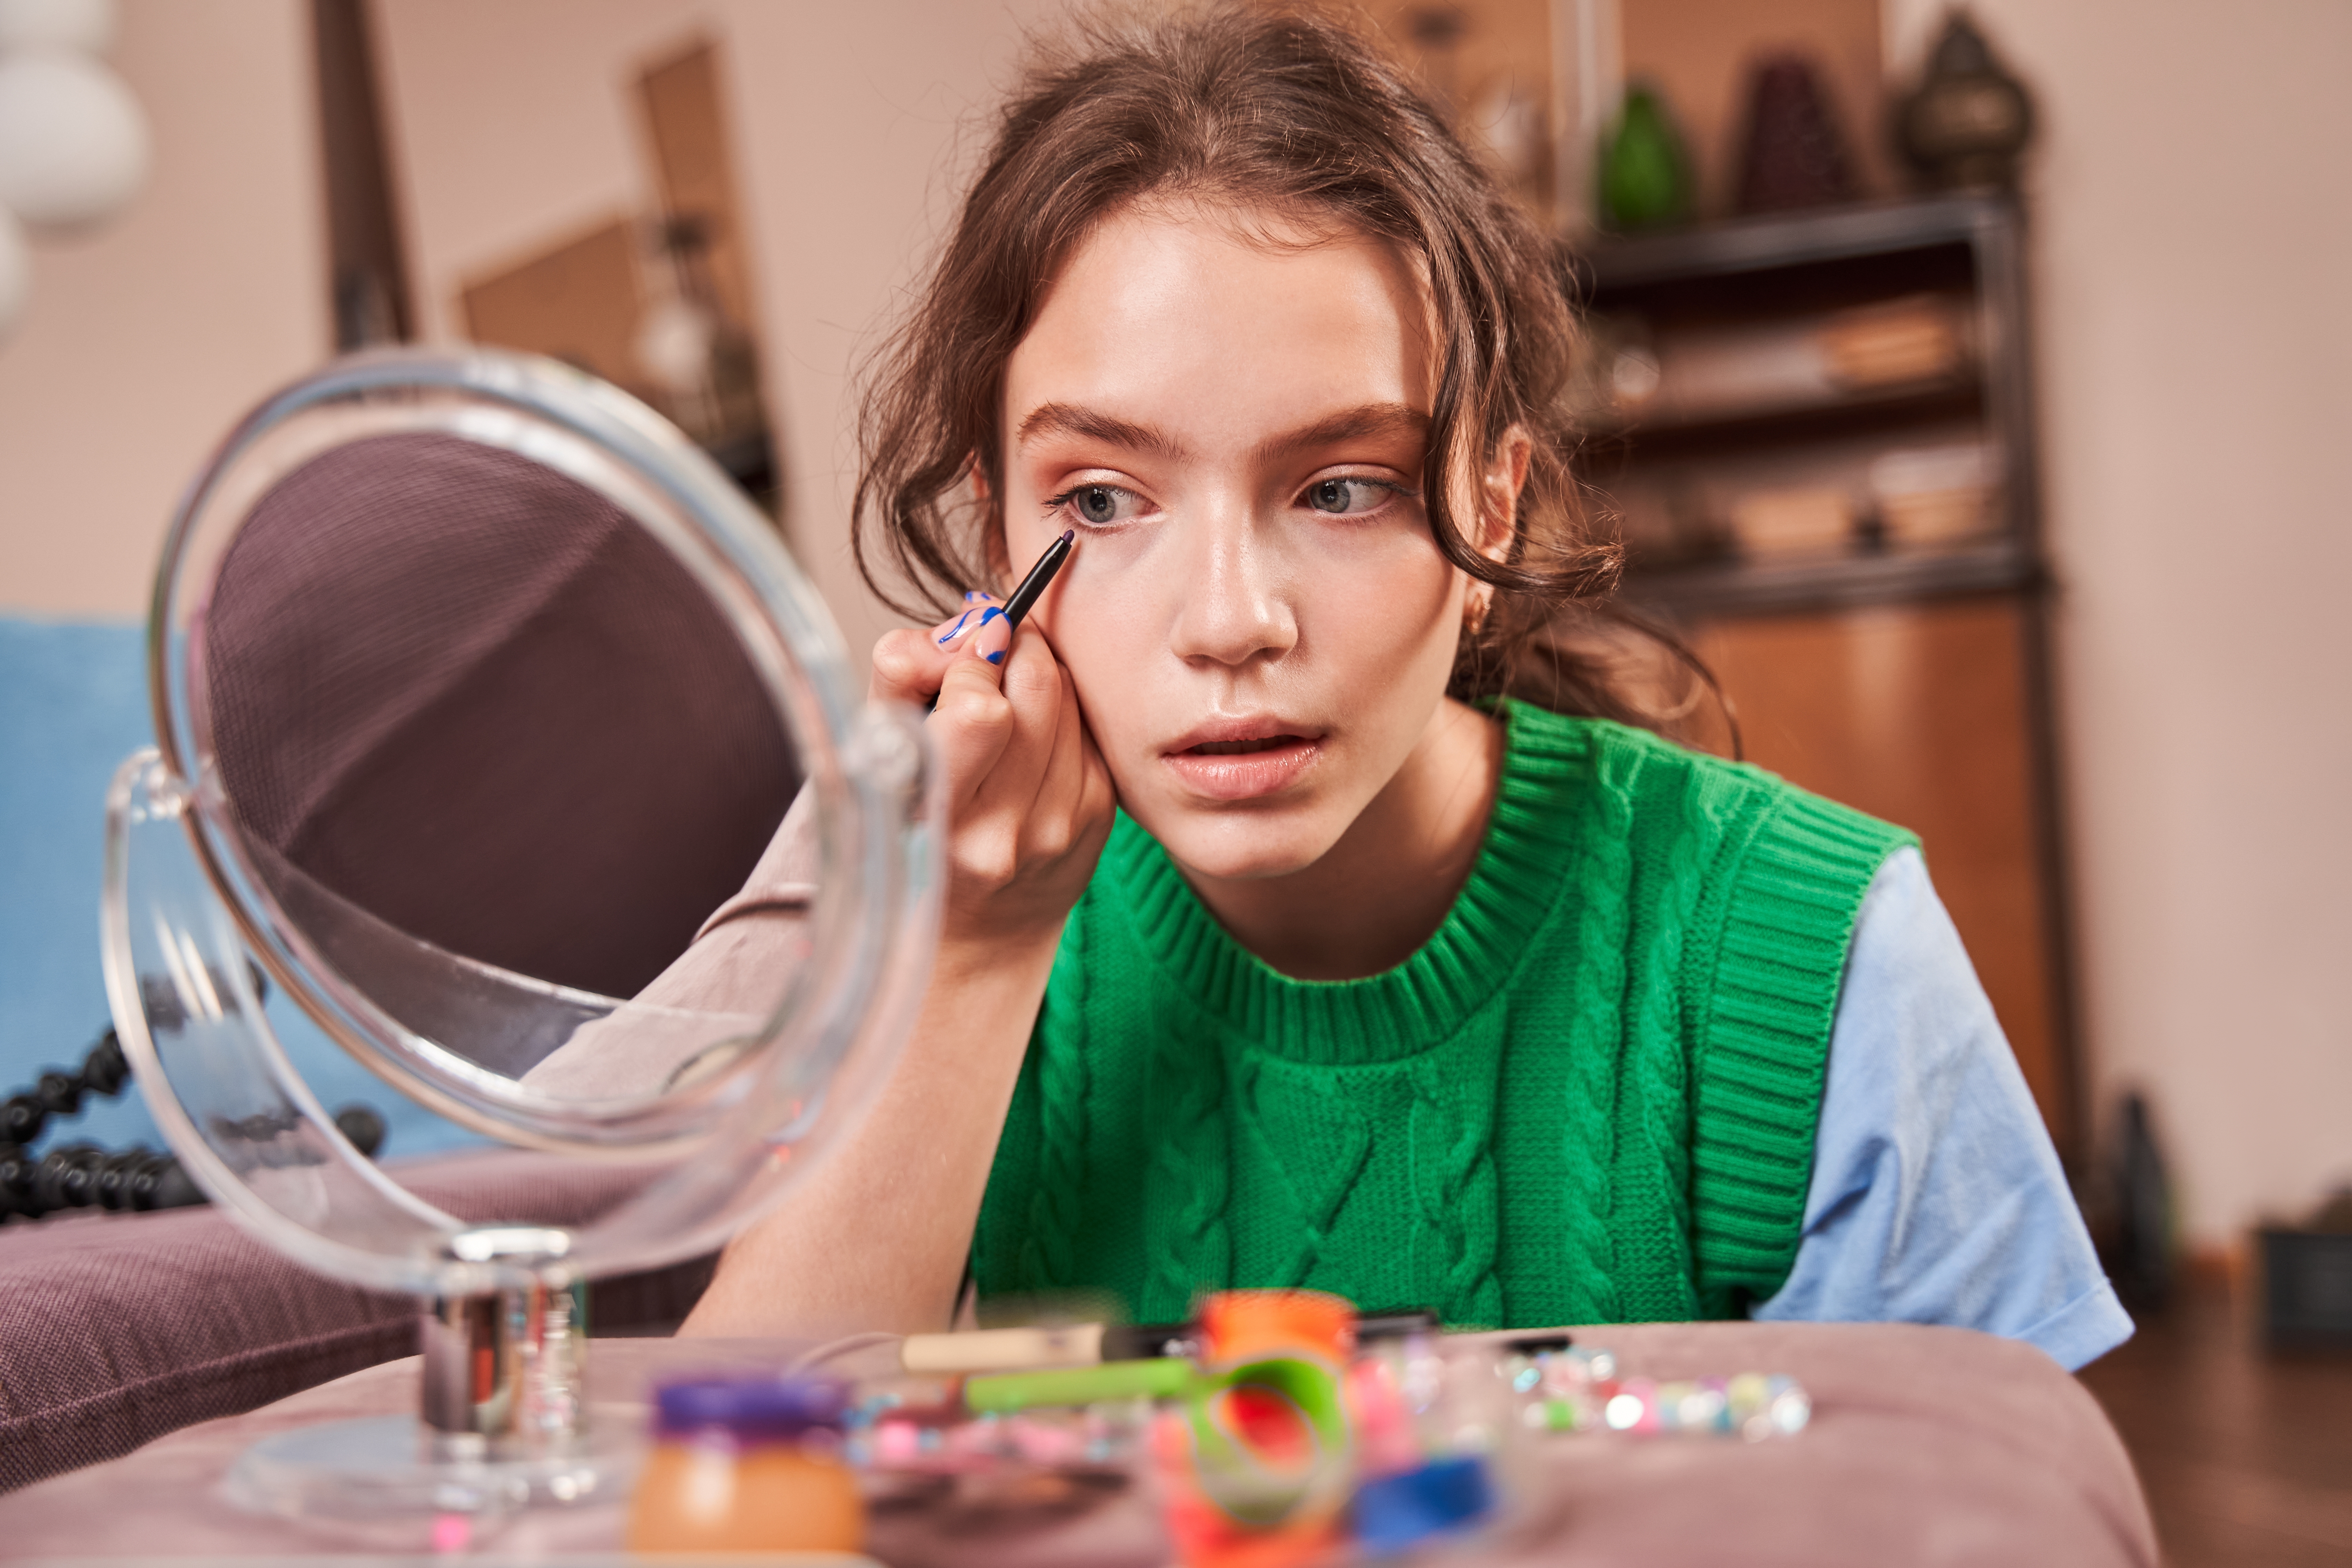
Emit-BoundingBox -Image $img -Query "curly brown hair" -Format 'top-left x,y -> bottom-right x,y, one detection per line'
852,2 -> 1714,733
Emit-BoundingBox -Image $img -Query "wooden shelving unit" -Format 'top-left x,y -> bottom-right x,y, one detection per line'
1570,194 -> 2083,1160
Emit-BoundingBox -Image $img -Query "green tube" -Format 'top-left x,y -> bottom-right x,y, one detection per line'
964,1357 -> 1200,1412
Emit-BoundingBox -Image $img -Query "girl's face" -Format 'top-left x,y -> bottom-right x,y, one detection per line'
1001,204 -> 1503,882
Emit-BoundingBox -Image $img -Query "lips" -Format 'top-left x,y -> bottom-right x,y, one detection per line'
1162,719 -> 1325,802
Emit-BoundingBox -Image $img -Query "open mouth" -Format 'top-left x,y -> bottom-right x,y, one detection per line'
1187,735 -> 1308,756
1163,728 -> 1323,801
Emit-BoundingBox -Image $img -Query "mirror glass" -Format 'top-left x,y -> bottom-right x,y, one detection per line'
108,348 -> 936,1303
202,426 -> 795,1091
134,352 -> 922,1159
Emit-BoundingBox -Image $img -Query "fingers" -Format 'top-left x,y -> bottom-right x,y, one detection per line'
936,596 -> 1013,668
950,624 -> 1066,891
932,653 -> 1018,818
1023,633 -> 1111,867
869,593 -> 1007,710
870,597 -> 1114,944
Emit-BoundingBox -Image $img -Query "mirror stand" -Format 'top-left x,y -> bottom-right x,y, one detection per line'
221,1240 -> 641,1524
108,762 -> 642,1526
99,348 -> 942,1537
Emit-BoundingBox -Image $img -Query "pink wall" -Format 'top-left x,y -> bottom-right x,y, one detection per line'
367,0 -> 1064,676
0,0 -> 327,617
1886,0 -> 2352,1245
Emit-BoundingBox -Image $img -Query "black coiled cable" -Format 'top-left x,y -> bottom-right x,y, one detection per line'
0,1008 -> 387,1223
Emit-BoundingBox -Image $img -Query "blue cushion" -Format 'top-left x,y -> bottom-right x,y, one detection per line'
0,616 -> 485,1165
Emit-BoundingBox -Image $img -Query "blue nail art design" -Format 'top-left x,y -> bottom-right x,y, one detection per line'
986,651 -> 1005,665
936,608 -> 977,645
977,606 -> 1004,627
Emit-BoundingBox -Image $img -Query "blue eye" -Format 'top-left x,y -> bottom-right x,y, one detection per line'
1305,477 -> 1394,515
1049,483 -> 1144,527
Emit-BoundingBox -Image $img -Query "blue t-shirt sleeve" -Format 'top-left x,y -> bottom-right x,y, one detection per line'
1751,846 -> 2133,1371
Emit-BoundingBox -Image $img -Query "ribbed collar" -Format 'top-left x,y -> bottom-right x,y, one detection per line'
1100,700 -> 1591,1066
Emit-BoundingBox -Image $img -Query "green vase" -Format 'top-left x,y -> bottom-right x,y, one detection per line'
1598,82 -> 1694,231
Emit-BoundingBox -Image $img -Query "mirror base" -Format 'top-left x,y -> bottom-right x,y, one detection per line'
221,1412 -> 643,1524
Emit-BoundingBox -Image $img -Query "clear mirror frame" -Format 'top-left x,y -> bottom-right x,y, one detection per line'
101,348 -> 942,1305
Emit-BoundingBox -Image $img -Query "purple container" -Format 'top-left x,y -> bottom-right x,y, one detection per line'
654,1376 -> 850,1441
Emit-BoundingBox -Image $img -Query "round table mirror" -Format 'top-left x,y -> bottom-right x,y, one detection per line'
100,349 -> 939,1522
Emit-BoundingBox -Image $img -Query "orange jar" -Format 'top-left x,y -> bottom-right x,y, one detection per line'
626,1376 -> 864,1555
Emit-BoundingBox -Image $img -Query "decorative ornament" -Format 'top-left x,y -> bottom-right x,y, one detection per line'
0,0 -> 115,54
1894,9 -> 2035,191
1597,82 -> 1694,232
0,202 -> 25,341
1734,53 -> 1856,214
0,45 -> 148,228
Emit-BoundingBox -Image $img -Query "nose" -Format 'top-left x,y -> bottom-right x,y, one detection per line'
1165,500 -> 1297,670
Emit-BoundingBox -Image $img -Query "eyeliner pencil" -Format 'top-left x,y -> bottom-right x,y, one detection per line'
1001,528 -> 1075,628
927,529 -> 1074,710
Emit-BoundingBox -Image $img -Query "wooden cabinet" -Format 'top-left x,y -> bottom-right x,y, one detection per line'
1576,196 -> 2080,1160
1687,599 -> 2070,1143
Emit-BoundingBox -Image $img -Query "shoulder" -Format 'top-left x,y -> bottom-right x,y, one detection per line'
1762,846 -> 2134,1370
1496,701 -> 1916,876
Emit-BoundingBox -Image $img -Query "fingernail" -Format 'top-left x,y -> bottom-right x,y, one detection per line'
968,606 -> 1011,666
963,590 -> 998,605
933,606 -> 981,647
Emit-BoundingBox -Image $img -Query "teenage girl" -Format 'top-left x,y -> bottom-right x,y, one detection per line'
674,6 -> 2128,1368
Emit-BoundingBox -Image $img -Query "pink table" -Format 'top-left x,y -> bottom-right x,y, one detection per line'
0,1321 -> 2153,1566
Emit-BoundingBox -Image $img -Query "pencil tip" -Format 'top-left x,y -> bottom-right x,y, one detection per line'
1060,529 -> 1074,544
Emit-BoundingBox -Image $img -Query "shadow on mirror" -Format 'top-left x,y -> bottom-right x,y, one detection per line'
202,428 -> 799,1083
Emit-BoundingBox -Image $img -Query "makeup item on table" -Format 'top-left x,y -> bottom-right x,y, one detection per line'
1342,1321 -> 1517,1552
966,1357 -> 1200,1414
901,1318 -> 1192,1375
902,1307 -> 1439,1377
854,1395 -> 1151,1476
1499,1337 -> 1809,1441
1350,1453 -> 1497,1555
626,1376 -> 863,1555
1501,1339 -> 1618,1433
1601,1373 -> 1811,1440
1157,1290 -> 1360,1568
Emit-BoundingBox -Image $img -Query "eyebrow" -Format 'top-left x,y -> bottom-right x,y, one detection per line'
1014,400 -> 1432,468
1015,403 -> 1187,461
1250,402 -> 1430,465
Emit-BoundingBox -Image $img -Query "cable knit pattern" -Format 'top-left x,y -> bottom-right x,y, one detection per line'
1236,1053 -> 1372,1290
1017,908 -> 1090,1290
971,702 -> 1914,1328
1556,732 -> 1632,1325
1619,754 -> 1706,1321
1147,1003 -> 1230,1320
1408,1027 -> 1505,1327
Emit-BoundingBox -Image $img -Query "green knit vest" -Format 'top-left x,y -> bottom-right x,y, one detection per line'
973,701 -> 1916,1328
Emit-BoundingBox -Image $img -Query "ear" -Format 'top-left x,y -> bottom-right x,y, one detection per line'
1476,425 -> 1534,565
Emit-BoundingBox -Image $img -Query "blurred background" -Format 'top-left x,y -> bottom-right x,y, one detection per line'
0,1 -> 2345,1558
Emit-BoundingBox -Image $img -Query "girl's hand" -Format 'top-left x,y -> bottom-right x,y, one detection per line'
871,594 -> 1115,952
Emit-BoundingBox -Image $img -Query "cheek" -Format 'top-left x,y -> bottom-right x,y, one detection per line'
1034,576 -> 1156,736
1299,530 -> 1463,675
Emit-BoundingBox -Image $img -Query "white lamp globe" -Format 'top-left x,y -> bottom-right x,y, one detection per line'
0,204 -> 27,342
0,0 -> 116,54
0,47 -> 147,229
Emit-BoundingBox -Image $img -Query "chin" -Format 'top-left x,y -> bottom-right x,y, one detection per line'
1133,799 -> 1345,884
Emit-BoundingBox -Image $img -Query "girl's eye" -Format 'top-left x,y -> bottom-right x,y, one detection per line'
1049,483 -> 1145,527
1304,477 -> 1397,516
